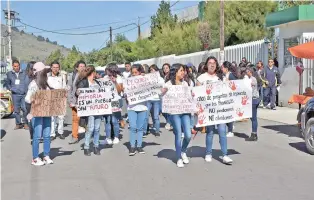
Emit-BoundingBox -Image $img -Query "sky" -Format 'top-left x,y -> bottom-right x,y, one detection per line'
1,1 -> 199,53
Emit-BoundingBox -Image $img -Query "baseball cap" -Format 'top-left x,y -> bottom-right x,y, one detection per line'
33,62 -> 50,75
186,62 -> 194,67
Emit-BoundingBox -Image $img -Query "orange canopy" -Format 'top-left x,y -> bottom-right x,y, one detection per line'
288,41 -> 314,60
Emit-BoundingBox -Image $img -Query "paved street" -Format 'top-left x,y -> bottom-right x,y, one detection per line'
1,108 -> 314,200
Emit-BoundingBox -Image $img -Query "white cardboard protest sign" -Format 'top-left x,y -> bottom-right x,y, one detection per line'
97,77 -> 121,112
123,72 -> 163,105
162,85 -> 195,114
77,88 -> 112,117
192,80 -> 252,127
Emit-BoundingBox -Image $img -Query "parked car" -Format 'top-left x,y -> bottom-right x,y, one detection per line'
298,97 -> 314,154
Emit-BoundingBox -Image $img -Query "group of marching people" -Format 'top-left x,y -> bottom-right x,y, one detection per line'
16,54 -> 268,168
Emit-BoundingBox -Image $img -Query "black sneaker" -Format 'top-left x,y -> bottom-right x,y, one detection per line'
59,134 -> 65,140
93,147 -> 100,155
84,149 -> 91,156
155,132 -> 161,137
50,136 -> 56,141
129,147 -> 136,156
143,133 -> 148,138
137,147 -> 145,154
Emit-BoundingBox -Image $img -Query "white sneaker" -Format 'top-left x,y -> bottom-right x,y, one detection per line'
113,137 -> 120,144
43,156 -> 54,165
222,156 -> 233,165
78,126 -> 86,133
31,158 -> 45,166
181,153 -> 189,164
165,123 -> 171,130
226,132 -> 234,137
205,155 -> 212,162
106,138 -> 113,145
177,159 -> 184,168
266,104 -> 271,109
181,133 -> 184,138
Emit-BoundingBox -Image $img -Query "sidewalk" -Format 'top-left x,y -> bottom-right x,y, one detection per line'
258,106 -> 299,125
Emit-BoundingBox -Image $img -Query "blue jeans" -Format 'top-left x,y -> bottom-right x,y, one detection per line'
144,100 -> 161,133
206,123 -> 227,156
84,116 -> 101,149
226,122 -> 233,133
104,113 -> 120,138
170,114 -> 192,160
251,98 -> 260,133
128,110 -> 146,148
259,87 -> 264,104
32,117 -> 51,159
263,86 -> 276,108
12,94 -> 27,125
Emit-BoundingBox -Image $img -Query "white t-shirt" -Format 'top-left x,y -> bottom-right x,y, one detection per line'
122,71 -> 130,79
197,73 -> 219,85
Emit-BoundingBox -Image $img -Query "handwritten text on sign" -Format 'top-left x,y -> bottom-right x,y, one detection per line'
31,89 -> 67,117
97,77 -> 121,112
192,80 -> 252,127
162,85 -> 195,114
77,88 -> 112,117
123,72 -> 163,105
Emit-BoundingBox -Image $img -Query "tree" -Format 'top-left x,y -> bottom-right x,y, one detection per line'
197,22 -> 211,50
52,41 -> 58,45
204,1 -> 277,48
37,35 -> 45,41
45,37 -> 50,43
114,34 -> 128,43
151,0 -> 177,37
279,0 -> 313,10
45,49 -> 64,66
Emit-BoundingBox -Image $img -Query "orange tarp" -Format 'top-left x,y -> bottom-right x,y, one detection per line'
288,41 -> 314,60
288,94 -> 313,105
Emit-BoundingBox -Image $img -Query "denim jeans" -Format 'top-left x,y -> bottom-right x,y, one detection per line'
128,110 -> 146,148
251,98 -> 260,133
263,86 -> 276,108
144,100 -> 161,133
104,113 -> 120,139
51,115 -> 64,136
170,114 -> 192,160
206,123 -> 227,156
84,115 -> 101,149
226,122 -> 234,133
25,102 -> 33,139
12,94 -> 27,125
32,117 -> 51,159
259,87 -> 264,104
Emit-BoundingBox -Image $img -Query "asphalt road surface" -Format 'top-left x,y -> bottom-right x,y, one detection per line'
1,109 -> 314,200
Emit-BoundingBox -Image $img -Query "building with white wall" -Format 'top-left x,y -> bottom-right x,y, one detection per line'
266,5 -> 314,108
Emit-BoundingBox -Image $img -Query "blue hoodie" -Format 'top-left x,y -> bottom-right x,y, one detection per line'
5,70 -> 28,95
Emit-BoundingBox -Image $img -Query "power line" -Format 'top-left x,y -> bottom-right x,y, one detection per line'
97,36 -> 110,50
17,20 -> 137,35
170,1 -> 180,8
114,19 -> 151,35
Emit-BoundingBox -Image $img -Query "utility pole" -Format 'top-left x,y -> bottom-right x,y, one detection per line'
137,17 -> 141,40
219,0 -> 224,65
7,0 -> 12,67
109,26 -> 113,62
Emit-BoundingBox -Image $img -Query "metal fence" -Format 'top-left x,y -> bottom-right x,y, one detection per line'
132,39 -> 269,68
301,33 -> 314,90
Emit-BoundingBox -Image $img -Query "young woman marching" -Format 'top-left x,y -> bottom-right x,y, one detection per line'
221,61 -> 238,138
162,63 -> 192,168
103,64 -> 123,145
161,63 -> 172,131
76,65 -> 102,156
245,67 -> 260,141
25,62 -> 52,166
197,56 -> 233,165
143,64 -> 165,137
125,64 -> 148,156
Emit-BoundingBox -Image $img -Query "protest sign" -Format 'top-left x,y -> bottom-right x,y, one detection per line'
97,77 -> 121,112
162,85 -> 195,114
77,88 -> 112,117
31,89 -> 67,117
123,72 -> 163,105
192,80 -> 252,127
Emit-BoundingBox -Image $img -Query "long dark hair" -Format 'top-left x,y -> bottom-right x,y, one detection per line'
131,64 -> 145,75
73,60 -> 86,72
106,63 -> 122,77
197,62 -> 205,77
78,65 -> 95,81
35,68 -> 51,90
26,61 -> 36,80
149,64 -> 163,77
223,61 -> 240,79
169,63 -> 184,85
184,65 -> 195,86
203,56 -> 223,80
162,63 -> 170,80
